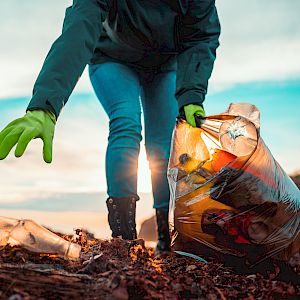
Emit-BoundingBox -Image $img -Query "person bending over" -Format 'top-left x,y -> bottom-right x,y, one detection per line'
0,0 -> 220,254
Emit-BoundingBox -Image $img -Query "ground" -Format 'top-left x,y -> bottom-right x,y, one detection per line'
0,235 -> 300,300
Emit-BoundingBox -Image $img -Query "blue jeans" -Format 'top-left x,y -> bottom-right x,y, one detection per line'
89,62 -> 178,210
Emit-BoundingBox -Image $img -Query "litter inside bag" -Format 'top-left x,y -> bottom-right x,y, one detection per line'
168,103 -> 300,268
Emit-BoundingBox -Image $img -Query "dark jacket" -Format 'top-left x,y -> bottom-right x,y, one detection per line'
27,0 -> 221,118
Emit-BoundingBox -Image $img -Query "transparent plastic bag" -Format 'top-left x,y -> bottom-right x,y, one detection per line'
168,103 -> 300,267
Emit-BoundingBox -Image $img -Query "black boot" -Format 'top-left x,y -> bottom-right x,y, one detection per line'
106,196 -> 139,240
155,208 -> 171,254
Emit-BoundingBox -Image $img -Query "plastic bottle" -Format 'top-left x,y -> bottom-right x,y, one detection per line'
0,216 -> 18,246
200,116 -> 258,157
0,216 -> 81,259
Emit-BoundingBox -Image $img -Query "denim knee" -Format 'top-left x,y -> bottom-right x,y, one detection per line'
108,110 -> 142,147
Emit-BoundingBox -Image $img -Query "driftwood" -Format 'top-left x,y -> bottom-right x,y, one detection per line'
0,263 -> 106,299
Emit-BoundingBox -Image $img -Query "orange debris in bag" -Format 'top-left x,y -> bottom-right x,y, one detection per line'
210,149 -> 237,172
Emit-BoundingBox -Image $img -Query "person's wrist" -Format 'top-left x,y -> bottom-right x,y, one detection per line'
27,109 -> 57,125
44,110 -> 57,125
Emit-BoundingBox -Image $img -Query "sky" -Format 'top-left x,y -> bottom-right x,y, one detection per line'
0,0 -> 299,237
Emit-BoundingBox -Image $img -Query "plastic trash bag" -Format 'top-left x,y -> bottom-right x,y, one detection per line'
168,103 -> 300,268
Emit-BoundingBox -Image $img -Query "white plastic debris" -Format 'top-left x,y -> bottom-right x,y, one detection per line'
0,216 -> 81,259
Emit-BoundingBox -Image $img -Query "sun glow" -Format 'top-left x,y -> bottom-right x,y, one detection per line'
137,146 -> 152,193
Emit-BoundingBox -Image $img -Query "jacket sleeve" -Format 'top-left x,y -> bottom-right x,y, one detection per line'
175,0 -> 220,110
27,0 -> 110,119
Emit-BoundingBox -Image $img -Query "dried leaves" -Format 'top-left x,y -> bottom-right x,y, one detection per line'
0,230 -> 300,299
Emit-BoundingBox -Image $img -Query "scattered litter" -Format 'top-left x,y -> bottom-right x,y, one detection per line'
0,216 -> 81,259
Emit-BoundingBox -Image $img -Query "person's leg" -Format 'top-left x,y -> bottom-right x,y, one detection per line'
140,70 -> 178,252
89,62 -> 142,239
140,70 -> 178,211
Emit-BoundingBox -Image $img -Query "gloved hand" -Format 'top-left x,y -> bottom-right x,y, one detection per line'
0,109 -> 56,163
183,104 -> 205,127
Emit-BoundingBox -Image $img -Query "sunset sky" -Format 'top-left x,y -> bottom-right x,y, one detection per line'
0,0 -> 299,237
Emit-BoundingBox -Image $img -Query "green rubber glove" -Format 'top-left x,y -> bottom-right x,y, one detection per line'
0,109 -> 56,163
183,104 -> 205,127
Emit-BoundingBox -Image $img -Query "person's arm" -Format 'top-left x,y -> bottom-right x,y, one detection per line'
0,0 -> 110,163
27,0 -> 111,119
175,0 -> 221,111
